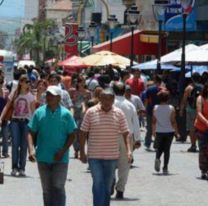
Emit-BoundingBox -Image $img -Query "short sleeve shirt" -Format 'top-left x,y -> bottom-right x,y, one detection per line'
28,105 -> 77,163
146,85 -> 160,115
130,95 -> 145,111
80,104 -> 129,159
11,92 -> 35,120
126,78 -> 144,96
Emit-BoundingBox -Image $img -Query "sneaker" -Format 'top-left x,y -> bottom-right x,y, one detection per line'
163,168 -> 169,175
19,170 -> 26,177
154,159 -> 161,172
2,153 -> 10,158
201,172 -> 207,180
74,151 -> 79,159
116,190 -> 124,199
11,169 -> 18,177
187,146 -> 197,153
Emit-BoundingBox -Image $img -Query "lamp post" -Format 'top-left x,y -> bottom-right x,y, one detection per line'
107,15 -> 118,52
89,22 -> 96,48
152,0 -> 170,73
179,0 -> 193,99
178,0 -> 193,142
127,4 -> 141,67
78,26 -> 85,57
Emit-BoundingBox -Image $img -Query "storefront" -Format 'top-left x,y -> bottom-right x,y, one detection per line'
92,29 -> 167,62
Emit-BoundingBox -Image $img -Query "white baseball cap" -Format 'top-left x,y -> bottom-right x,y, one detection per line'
46,85 -> 62,97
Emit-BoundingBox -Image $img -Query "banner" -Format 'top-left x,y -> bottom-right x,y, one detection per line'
164,0 -> 196,32
64,23 -> 78,57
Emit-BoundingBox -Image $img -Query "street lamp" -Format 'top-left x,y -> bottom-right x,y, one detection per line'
127,4 -> 141,67
152,0 -> 170,73
178,0 -> 193,142
107,15 -> 118,52
78,26 -> 85,57
179,0 -> 193,98
89,22 -> 97,48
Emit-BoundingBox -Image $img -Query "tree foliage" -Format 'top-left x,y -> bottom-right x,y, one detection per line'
14,19 -> 57,64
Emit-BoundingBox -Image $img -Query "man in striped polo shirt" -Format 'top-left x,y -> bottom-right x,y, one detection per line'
80,88 -> 132,206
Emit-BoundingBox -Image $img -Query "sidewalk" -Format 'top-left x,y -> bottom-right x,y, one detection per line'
0,141 -> 207,206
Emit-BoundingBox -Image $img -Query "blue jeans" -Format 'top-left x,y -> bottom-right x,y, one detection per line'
38,162 -> 68,206
88,159 -> 118,206
1,121 -> 10,155
10,120 -> 28,170
145,114 -> 152,148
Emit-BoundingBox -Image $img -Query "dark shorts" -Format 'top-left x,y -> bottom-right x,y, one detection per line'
186,110 -> 196,132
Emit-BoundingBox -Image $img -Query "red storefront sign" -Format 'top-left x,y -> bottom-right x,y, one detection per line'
64,23 -> 78,57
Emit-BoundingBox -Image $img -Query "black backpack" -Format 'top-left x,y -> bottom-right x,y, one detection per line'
187,84 -> 203,109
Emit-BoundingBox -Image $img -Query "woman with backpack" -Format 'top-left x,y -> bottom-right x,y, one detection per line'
194,83 -> 208,179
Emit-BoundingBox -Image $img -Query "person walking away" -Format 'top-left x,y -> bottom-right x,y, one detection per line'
152,91 -> 179,174
80,88 -> 132,206
0,75 -> 36,176
113,82 -> 141,199
144,75 -> 166,150
180,72 -> 203,152
27,85 -> 77,206
194,83 -> 208,179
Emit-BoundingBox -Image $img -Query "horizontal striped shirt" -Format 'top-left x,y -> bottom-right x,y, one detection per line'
80,104 -> 129,159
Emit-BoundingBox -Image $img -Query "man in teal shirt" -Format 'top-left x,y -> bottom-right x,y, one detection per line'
27,85 -> 77,206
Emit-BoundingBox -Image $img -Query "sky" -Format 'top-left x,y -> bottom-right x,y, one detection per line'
0,0 -> 25,18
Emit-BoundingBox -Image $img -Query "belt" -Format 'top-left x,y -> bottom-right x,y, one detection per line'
12,118 -> 29,122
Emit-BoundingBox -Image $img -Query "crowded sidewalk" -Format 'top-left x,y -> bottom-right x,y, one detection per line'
0,138 -> 207,206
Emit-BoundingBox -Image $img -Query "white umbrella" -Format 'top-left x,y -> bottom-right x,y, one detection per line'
132,59 -> 180,70
160,44 -> 200,64
184,49 -> 208,64
199,43 -> 208,50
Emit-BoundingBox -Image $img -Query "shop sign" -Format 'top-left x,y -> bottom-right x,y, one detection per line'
164,0 -> 196,32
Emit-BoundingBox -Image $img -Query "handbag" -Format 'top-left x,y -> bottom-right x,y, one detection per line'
2,91 -> 17,121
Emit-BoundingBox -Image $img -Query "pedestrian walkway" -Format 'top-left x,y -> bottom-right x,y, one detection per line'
0,141 -> 207,206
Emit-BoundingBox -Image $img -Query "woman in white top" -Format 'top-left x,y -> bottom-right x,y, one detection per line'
1,75 -> 36,177
152,90 -> 179,174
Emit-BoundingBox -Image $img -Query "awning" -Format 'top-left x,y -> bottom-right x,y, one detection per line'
92,30 -> 167,56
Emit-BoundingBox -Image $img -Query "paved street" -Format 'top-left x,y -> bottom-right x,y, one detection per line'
0,138 -> 208,206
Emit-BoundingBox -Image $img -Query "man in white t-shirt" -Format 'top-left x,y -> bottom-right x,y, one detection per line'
112,82 -> 141,199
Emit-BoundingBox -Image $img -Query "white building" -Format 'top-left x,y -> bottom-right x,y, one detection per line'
20,0 -> 39,31
46,0 -> 72,21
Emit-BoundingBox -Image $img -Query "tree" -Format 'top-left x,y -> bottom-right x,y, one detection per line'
0,31 -> 8,49
14,19 -> 57,65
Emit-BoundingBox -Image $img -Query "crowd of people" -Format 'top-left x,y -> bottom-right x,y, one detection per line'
0,64 -> 208,206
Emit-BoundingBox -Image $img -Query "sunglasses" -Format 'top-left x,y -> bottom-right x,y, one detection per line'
22,80 -> 30,84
